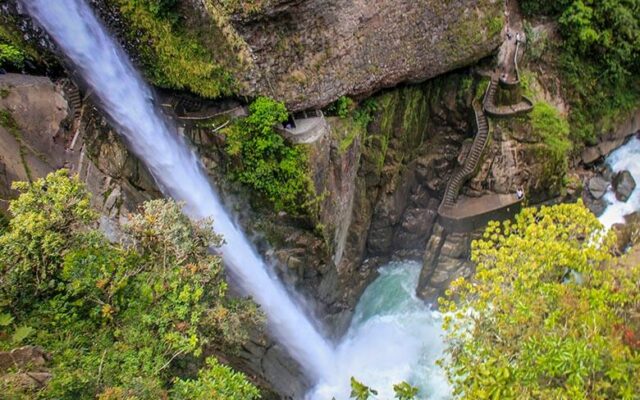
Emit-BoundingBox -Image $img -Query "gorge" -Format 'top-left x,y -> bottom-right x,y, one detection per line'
1,0 -> 639,399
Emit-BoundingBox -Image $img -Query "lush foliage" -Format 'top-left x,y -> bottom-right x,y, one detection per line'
144,0 -> 179,21
328,96 -> 355,119
113,0 -> 239,98
0,171 -> 261,399
0,43 -> 25,69
521,0 -> 640,143
225,97 -> 314,215
440,202 -> 640,399
348,377 -> 419,400
171,357 -> 260,400
529,101 -> 572,188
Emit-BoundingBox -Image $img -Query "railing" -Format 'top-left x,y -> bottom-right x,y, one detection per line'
440,99 -> 490,208
177,105 -> 246,121
514,39 -> 521,83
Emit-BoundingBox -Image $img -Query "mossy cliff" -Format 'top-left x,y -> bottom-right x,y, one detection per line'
3,0 -> 505,110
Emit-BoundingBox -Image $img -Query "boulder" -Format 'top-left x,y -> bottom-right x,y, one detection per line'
0,346 -> 49,372
588,176 -> 609,199
613,170 -> 636,202
585,197 -> 608,217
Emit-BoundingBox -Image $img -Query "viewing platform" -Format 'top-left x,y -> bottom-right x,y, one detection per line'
438,193 -> 524,232
276,110 -> 327,144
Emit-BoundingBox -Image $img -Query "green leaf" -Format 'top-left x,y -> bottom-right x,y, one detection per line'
0,313 -> 14,327
11,326 -> 34,344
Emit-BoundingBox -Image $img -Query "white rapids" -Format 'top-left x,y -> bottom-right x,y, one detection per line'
308,261 -> 450,400
599,136 -> 640,228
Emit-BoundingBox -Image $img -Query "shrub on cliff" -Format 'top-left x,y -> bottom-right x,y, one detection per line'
440,201 -> 640,399
225,96 -> 314,215
0,171 -> 262,399
530,101 -> 572,190
521,0 -> 640,143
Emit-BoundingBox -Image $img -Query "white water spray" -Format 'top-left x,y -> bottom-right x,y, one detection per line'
20,0 -> 334,382
599,136 -> 640,228
308,261 -> 450,400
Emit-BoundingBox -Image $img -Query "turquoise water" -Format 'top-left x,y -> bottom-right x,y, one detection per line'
309,261 -> 450,399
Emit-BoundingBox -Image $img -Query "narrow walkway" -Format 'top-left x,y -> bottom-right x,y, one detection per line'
162,96 -> 247,122
436,10 -> 532,230
439,193 -> 523,232
440,99 -> 489,208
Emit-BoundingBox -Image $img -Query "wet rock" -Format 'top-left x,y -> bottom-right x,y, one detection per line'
599,164 -> 614,182
612,212 -> 640,253
417,221 -> 481,303
613,170 -> 636,202
585,197 -> 608,217
588,176 -> 609,199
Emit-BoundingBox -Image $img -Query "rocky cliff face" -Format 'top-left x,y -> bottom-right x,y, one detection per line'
0,73 -> 159,237
214,0 -> 504,109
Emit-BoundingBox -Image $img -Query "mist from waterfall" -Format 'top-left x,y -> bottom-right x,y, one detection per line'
308,261 -> 450,400
20,0 -> 334,383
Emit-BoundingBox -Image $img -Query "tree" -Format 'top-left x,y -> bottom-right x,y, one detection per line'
440,201 -> 640,399
0,171 -> 262,399
224,96 -> 314,215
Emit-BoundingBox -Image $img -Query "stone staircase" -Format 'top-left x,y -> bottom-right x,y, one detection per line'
441,97 -> 490,208
61,80 -> 82,120
484,79 -> 497,111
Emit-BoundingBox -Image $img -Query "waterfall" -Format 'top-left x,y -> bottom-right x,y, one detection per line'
20,0 -> 334,382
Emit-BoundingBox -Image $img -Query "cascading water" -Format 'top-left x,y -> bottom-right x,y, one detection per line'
598,136 -> 640,228
22,0 -> 453,397
20,0 -> 334,383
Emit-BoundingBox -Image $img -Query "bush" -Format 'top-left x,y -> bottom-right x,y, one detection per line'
529,102 -> 572,189
440,202 -> 640,399
522,0 -> 640,144
0,171 -> 261,398
0,43 -> 24,68
225,97 -> 314,215
171,357 -> 260,400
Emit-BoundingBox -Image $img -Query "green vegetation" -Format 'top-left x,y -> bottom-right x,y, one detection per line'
487,16 -> 504,38
348,377 -> 419,400
224,97 -> 314,215
0,15 -> 50,71
170,357 -> 260,400
521,0 -> 640,144
440,201 -> 640,399
328,96 -> 355,119
111,0 -> 241,98
217,0 -> 274,16
530,101 -> 572,164
0,43 -> 24,69
328,96 -> 377,131
0,171 -> 261,399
